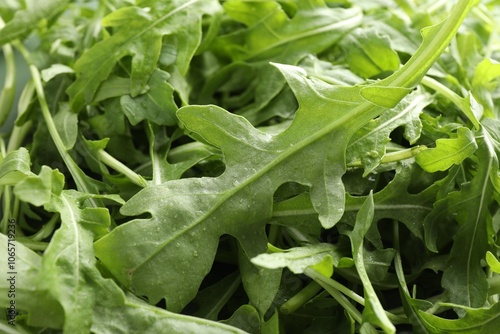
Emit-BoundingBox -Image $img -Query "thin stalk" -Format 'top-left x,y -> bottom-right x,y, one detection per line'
14,41 -> 99,206
280,281 -> 323,314
97,149 -> 149,188
305,268 -> 363,324
348,146 -> 428,168
0,18 -> 16,127
18,238 -> 49,251
421,75 -> 480,128
7,80 -> 35,152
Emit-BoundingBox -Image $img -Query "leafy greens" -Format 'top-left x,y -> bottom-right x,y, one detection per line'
1,0 -> 500,333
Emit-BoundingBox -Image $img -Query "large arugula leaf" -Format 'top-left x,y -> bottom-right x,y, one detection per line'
0,155 -> 249,333
94,1 -> 475,312
67,0 -> 222,111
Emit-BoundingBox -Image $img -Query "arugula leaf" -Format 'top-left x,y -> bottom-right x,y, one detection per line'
416,127 -> 478,172
94,1 -> 475,314
0,0 -> 69,46
3,0 -> 496,332
67,0 -> 222,111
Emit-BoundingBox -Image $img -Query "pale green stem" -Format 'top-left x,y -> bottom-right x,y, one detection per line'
14,42 -> 98,206
0,17 -> 16,127
280,281 -> 323,314
97,149 -> 149,188
348,146 -> 428,168
305,267 -> 363,324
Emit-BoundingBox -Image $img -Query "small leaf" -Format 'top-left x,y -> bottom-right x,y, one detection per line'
251,243 -> 341,275
416,127 -> 478,172
41,64 -> 74,82
342,28 -> 401,78
486,251 -> 500,274
418,303 -> 500,333
120,69 -> 178,126
53,104 -> 78,150
0,147 -> 33,186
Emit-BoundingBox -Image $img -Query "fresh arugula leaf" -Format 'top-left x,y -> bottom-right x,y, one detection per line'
67,0 -> 222,111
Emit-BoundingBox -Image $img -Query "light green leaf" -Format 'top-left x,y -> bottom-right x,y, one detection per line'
349,89 -> 431,174
472,58 -> 500,117
67,0 -> 222,111
251,243 -> 341,275
416,127 -> 478,172
0,148 -> 33,186
486,251 -> 500,274
53,104 -> 78,150
0,0 -> 69,45
41,64 -> 74,82
342,28 -> 401,78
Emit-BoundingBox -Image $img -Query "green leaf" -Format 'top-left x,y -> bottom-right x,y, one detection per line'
342,28 -> 401,78
239,246 -> 282,316
41,64 -> 74,82
472,58 -> 500,117
120,69 -> 178,126
53,104 -> 78,150
251,243 -> 341,275
202,1 -> 363,123
486,251 -> 500,274
425,140 -> 496,309
94,3 -> 474,311
0,0 -> 69,45
348,89 -> 431,174
220,304 -> 261,334
0,148 -> 33,186
347,193 -> 395,334
416,127 -> 478,172
67,0 -> 222,111
418,303 -> 500,333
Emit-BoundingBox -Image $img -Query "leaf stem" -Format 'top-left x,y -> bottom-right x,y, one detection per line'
0,34 -> 16,127
348,145 -> 427,168
13,41 -> 99,205
97,149 -> 149,188
280,281 -> 323,314
305,267 -> 363,324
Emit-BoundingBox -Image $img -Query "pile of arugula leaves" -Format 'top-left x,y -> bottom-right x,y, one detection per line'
1,0 -> 500,332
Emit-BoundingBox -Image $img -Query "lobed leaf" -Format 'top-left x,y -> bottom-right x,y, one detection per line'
416,127 -> 478,172
67,0 -> 222,111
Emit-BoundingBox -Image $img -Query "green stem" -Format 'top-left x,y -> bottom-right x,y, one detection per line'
421,75 -> 480,128
6,80 -> 35,152
0,18 -> 16,127
280,281 -> 323,314
305,268 -> 363,324
348,145 -> 428,168
14,42 -> 99,206
97,149 -> 149,188
18,238 -> 49,251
